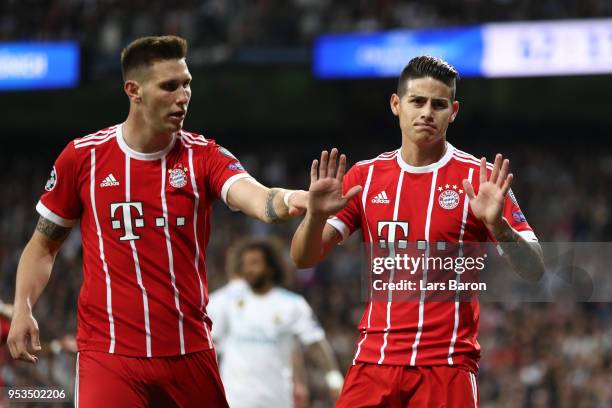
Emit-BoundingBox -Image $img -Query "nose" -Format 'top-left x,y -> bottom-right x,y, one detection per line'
177,87 -> 189,105
420,101 -> 434,120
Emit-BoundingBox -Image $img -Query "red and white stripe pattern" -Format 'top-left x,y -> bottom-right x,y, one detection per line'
125,156 -> 152,357
350,164 -> 375,365
75,126 -> 118,149
179,130 -> 208,147
89,149 -> 116,353
329,142 -> 535,372
38,124 -> 246,357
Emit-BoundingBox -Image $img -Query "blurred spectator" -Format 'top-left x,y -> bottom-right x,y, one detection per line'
1,0 -> 611,69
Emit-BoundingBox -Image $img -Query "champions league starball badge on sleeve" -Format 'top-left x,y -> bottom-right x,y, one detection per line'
45,166 -> 57,191
218,146 -> 237,159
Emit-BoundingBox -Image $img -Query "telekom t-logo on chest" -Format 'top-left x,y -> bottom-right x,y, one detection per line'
110,201 -> 186,241
377,221 -> 409,251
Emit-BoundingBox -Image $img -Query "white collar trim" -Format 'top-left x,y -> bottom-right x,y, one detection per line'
116,123 -> 176,161
396,142 -> 454,173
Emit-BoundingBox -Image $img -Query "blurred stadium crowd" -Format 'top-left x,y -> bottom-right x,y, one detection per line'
2,0 -> 612,68
1,1 -> 612,407
1,143 -> 611,407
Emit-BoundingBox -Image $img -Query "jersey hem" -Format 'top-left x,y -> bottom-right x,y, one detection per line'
518,230 -> 538,242
221,173 -> 254,211
36,201 -> 78,227
352,358 -> 479,373
327,217 -> 350,241
76,343 -> 214,358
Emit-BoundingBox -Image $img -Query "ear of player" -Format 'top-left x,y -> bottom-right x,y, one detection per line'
308,148 -> 362,217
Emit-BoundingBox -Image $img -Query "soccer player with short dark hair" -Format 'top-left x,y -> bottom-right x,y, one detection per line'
7,35 -> 313,407
291,56 -> 545,407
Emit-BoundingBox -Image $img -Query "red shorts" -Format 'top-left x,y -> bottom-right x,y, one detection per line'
76,349 -> 228,408
336,364 -> 479,408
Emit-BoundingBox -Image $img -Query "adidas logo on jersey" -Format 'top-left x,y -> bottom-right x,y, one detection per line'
100,173 -> 120,187
371,191 -> 390,204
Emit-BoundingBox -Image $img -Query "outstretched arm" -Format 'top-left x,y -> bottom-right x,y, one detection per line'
226,179 -> 308,223
462,154 -> 544,281
291,149 -> 361,268
7,217 -> 70,363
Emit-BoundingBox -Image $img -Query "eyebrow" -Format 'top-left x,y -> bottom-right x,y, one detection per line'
159,76 -> 192,85
407,94 -> 450,102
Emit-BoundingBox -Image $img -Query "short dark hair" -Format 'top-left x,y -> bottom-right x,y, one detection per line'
120,35 -> 188,81
397,55 -> 459,99
227,238 -> 292,287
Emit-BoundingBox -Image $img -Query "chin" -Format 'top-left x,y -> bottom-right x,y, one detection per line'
166,123 -> 183,132
411,132 -> 442,145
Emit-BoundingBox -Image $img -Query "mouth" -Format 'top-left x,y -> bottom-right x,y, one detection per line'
169,110 -> 186,121
414,123 -> 437,131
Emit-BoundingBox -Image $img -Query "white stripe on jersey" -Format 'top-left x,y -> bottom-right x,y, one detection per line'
378,168 -> 405,364
469,372 -> 478,407
452,154 -> 494,170
160,157 -> 186,355
454,148 -> 492,166
90,149 -> 116,353
125,156 -> 153,357
448,167 -> 474,365
352,164 -> 375,365
75,131 -> 116,149
410,168 -> 439,366
180,131 -> 208,146
75,352 -> 79,408
75,129 -> 113,143
74,127 -> 116,144
188,148 -> 213,348
36,201 -> 78,227
356,150 -> 398,166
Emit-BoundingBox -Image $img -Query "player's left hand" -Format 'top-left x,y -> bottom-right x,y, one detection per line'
287,190 -> 309,217
462,153 -> 513,234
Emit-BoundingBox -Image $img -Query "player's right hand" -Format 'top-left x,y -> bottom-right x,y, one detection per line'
7,310 -> 41,364
308,148 -> 361,217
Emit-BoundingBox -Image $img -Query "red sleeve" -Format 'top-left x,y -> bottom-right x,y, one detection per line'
36,142 -> 82,226
0,318 -> 10,343
203,142 -> 251,206
326,164 -> 362,240
488,188 -> 537,242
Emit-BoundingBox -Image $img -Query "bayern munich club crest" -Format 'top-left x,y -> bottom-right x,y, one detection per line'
168,165 -> 188,189
437,184 -> 463,210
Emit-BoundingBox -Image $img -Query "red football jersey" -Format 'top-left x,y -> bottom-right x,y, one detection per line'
37,124 -> 251,357
327,143 -> 536,372
0,317 -> 9,343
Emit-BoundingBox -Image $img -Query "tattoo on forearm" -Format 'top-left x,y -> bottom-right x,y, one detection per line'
496,228 -> 544,281
265,188 -> 282,223
496,227 -> 521,243
36,216 -> 71,241
324,224 -> 340,241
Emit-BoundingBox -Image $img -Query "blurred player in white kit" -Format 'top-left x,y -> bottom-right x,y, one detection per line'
208,238 -> 343,407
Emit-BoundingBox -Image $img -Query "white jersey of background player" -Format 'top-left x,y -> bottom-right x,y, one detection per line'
208,239 -> 343,408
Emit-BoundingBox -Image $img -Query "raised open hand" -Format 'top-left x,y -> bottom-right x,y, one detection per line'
462,154 -> 513,233
308,148 -> 362,218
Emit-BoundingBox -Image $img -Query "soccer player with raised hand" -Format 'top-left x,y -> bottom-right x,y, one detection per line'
292,56 -> 544,407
